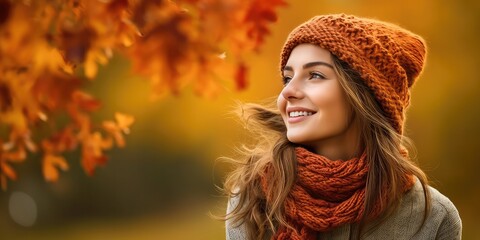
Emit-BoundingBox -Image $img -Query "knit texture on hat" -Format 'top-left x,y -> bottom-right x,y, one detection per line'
280,14 -> 427,134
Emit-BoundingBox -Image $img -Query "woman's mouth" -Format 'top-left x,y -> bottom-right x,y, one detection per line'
289,111 -> 314,118
287,110 -> 316,123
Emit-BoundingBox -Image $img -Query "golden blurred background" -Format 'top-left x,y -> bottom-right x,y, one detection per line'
1,0 -> 479,239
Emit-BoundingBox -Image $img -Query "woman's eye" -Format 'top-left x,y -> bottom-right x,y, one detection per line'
282,76 -> 292,85
310,72 -> 325,79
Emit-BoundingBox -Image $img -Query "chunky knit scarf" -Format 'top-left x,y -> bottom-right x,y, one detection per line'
265,147 -> 413,240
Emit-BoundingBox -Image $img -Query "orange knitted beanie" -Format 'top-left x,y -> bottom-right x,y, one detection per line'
280,14 -> 427,134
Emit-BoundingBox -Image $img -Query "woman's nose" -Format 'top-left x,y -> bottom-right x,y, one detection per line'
281,78 -> 304,100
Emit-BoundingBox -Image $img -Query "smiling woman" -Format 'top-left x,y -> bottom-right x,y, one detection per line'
220,14 -> 462,240
278,44 -> 358,160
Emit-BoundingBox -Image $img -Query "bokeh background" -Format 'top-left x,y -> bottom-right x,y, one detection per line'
1,0 -> 479,239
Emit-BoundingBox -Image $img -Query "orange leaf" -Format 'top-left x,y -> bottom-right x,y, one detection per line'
82,154 -> 108,176
42,154 -> 69,182
44,126 -> 78,152
107,0 -> 129,15
102,121 -> 125,147
1,110 -> 28,136
84,52 -> 98,79
23,136 -> 37,152
93,132 -> 113,149
1,162 -> 17,181
72,91 -> 101,112
3,146 -> 26,163
114,135 -> 125,148
57,127 -> 78,152
115,112 -> 134,134
80,132 -> 111,175
0,0 -> 287,187
101,112 -> 134,147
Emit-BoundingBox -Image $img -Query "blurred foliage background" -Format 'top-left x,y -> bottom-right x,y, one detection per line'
1,0 -> 479,239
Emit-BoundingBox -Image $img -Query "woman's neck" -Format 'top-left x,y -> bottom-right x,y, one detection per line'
311,121 -> 363,160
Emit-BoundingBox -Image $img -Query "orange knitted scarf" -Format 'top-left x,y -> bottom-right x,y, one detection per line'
265,147 -> 413,240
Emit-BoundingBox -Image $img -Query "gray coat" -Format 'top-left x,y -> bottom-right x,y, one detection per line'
226,178 -> 462,239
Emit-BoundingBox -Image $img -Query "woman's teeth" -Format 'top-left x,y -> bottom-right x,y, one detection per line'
289,111 -> 313,117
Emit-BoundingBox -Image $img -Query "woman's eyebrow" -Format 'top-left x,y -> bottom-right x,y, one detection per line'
303,61 -> 334,69
283,61 -> 334,72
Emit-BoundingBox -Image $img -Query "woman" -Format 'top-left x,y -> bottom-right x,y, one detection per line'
222,14 -> 462,240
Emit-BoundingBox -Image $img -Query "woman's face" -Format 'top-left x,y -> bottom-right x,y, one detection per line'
277,44 -> 358,156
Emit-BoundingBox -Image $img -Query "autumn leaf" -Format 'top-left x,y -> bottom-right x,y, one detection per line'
0,1 -> 11,26
38,128 -> 77,182
1,175 -> 7,191
81,132 -> 112,176
82,154 -> 108,177
32,74 -> 82,112
0,81 -> 13,112
84,51 -> 100,79
43,154 -> 69,182
130,6 -> 196,96
2,146 -> 27,163
242,0 -> 287,51
0,157 -> 18,190
114,112 -> 134,134
235,62 -> 248,91
72,90 -> 101,112
0,0 -> 284,189
0,162 -> 17,181
0,138 -> 27,189
102,112 -> 135,147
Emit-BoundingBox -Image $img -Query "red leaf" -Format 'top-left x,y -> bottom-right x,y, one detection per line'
235,62 -> 248,91
72,90 -> 101,112
242,0 -> 287,50
82,155 -> 108,176
0,82 -> 13,112
0,0 -> 11,26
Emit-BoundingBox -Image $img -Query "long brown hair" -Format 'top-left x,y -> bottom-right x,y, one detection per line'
221,54 -> 430,240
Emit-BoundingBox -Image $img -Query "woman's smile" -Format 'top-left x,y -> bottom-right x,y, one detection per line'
287,107 -> 316,123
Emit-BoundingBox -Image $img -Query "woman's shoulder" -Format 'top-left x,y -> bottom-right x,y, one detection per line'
226,195 -> 247,240
427,184 -> 462,238
406,178 -> 461,219
400,178 -> 462,239
427,184 -> 460,217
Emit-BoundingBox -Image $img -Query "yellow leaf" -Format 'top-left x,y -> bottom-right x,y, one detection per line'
121,34 -> 133,47
1,110 -> 28,135
84,52 -> 98,79
102,121 -> 124,147
115,112 -> 134,134
96,51 -> 109,65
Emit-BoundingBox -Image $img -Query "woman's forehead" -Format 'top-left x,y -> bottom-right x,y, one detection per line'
284,44 -> 333,69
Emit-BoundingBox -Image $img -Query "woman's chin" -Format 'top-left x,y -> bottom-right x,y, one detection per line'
286,134 -> 309,145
